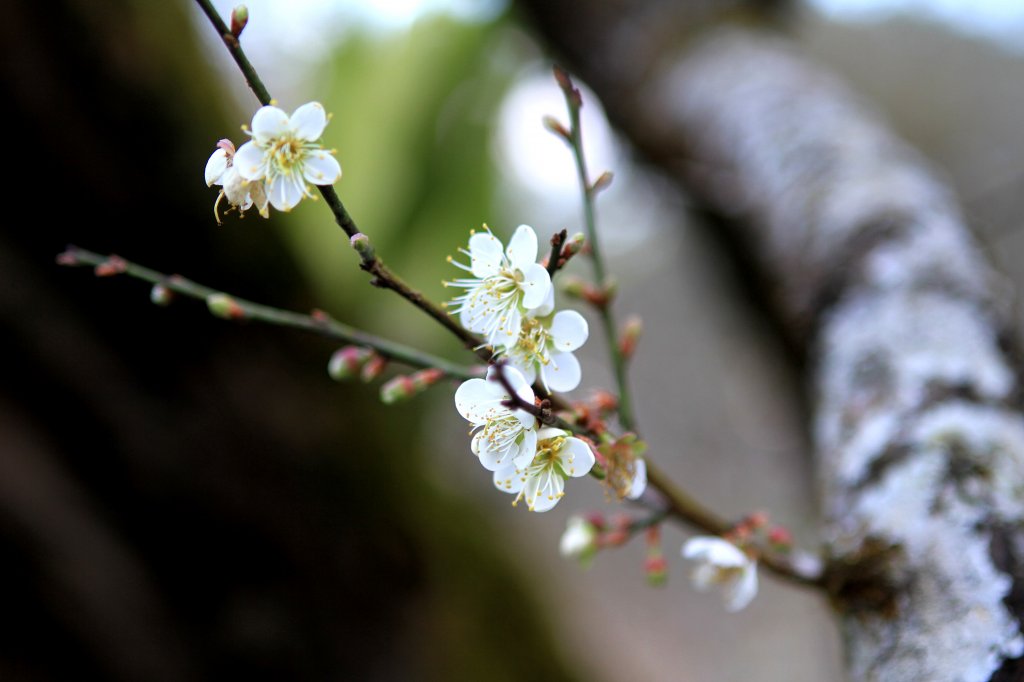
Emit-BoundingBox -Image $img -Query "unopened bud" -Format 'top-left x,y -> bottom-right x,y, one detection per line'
592,390 -> 618,414
410,368 -> 444,390
591,171 -> 614,193
542,115 -> 570,140
559,276 -> 586,299
644,554 -> 668,586
619,316 -> 643,359
230,5 -> 249,37
350,233 -> 375,262
328,346 -> 372,381
768,526 -> 793,551
552,64 -> 572,91
361,354 -> 387,382
380,375 -> 416,404
150,283 -> 173,307
563,233 -> 585,257
94,255 -> 127,277
206,293 -> 245,320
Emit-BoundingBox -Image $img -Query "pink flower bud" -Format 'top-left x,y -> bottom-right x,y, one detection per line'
230,5 -> 248,37
327,346 -> 372,382
360,354 -> 388,383
150,284 -> 174,307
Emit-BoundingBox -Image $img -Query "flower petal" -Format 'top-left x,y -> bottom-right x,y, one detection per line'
724,563 -> 758,612
526,469 -> 564,512
493,464 -> 524,494
493,306 -> 521,349
233,141 -> 266,181
550,310 -> 589,351
205,149 -> 229,186
626,457 -> 647,500
542,351 -> 581,393
468,232 -> 504,278
506,224 -> 538,269
250,105 -> 290,144
291,101 -> 328,141
519,263 -> 552,310
682,536 -> 746,566
302,150 -> 341,185
513,428 -> 537,469
560,437 -> 595,478
534,286 -> 555,317
267,173 -> 306,211
454,378 -> 501,423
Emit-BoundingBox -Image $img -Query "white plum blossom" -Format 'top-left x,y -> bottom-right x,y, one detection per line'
205,139 -> 269,223
233,102 -> 342,211
560,515 -> 599,562
454,366 -> 538,472
446,225 -> 553,348
504,309 -> 589,392
493,427 -> 595,512
682,536 -> 758,612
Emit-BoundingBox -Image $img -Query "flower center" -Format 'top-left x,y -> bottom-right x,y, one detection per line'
512,318 -> 551,365
267,135 -> 306,175
482,414 -> 523,454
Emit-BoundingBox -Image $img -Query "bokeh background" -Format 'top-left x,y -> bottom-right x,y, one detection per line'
4,0 -> 1024,679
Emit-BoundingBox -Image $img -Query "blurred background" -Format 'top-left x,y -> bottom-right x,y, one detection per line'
3,0 -> 1024,679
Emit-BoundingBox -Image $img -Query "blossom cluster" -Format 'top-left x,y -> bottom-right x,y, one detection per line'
205,102 -> 341,223
449,225 -> 645,511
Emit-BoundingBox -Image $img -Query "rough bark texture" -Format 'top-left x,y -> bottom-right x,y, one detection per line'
517,5 -> 1024,680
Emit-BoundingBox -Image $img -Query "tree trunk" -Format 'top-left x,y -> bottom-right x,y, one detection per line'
517,4 -> 1024,679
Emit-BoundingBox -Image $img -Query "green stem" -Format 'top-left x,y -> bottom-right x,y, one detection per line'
559,75 -> 637,432
59,247 -> 479,380
192,0 -> 488,360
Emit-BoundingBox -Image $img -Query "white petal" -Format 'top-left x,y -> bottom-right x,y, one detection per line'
493,464 -> 524,494
536,427 -> 567,441
268,173 -> 306,211
250,105 -> 290,143
543,351 -> 582,393
468,232 -> 504,278
493,306 -> 521,350
291,102 -> 328,141
478,444 -> 514,472
519,263 -> 552,310
626,457 -> 647,500
526,470 -> 563,512
550,310 -> 589,351
560,437 -> 595,478
690,563 -> 718,591
302,150 -> 341,185
682,536 -> 746,567
250,181 -> 270,218
205,149 -> 229,186
534,286 -> 555,317
508,356 -> 537,388
499,365 -> 534,405
233,141 -> 266,181
454,378 -> 499,423
513,428 -> 537,469
724,563 -> 758,612
506,224 -> 538,269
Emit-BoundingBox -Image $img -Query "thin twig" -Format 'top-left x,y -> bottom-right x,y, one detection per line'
193,0 -> 489,361
553,66 -> 637,432
58,246 -> 479,380
545,229 -> 567,278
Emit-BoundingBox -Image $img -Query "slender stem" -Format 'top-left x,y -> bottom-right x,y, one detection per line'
58,247 -> 479,380
193,0 -> 489,360
545,229 -> 567,279
556,69 -> 637,432
194,0 -> 272,105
